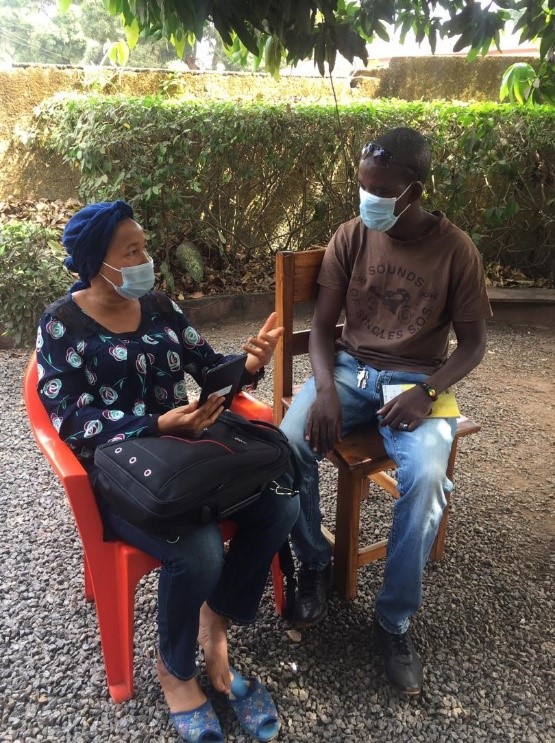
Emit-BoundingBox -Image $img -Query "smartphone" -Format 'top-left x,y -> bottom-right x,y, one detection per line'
198,353 -> 248,409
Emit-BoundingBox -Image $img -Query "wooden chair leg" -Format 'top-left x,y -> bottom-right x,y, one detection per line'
333,467 -> 368,601
429,492 -> 450,561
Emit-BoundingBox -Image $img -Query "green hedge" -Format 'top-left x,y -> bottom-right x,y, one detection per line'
0,222 -> 71,345
36,96 -> 555,290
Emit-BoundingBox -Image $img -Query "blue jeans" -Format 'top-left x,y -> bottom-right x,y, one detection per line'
280,351 -> 456,634
98,482 -> 299,680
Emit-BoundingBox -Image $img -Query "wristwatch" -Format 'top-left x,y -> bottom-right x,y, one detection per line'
418,381 -> 438,401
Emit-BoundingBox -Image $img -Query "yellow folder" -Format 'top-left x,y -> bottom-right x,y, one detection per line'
381,384 -> 460,418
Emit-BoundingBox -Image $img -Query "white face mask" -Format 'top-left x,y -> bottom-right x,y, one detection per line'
101,257 -> 155,299
359,183 -> 413,232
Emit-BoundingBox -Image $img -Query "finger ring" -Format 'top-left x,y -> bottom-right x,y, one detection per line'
399,422 -> 409,430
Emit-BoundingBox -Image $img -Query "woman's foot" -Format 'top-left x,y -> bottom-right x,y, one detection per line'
157,652 -> 207,713
198,602 -> 231,694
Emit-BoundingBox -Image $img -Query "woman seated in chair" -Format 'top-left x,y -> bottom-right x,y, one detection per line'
36,200 -> 299,743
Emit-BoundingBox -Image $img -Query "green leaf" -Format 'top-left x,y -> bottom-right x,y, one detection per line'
264,35 -> 282,78
326,39 -> 337,74
314,33 -> 326,77
107,40 -> 130,67
124,18 -> 140,50
539,34 -> 553,60
374,21 -> 389,43
171,32 -> 186,59
466,46 -> 480,63
500,63 -> 537,105
428,27 -> 437,54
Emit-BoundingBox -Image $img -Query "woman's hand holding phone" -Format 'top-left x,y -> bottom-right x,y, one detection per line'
157,395 -> 225,437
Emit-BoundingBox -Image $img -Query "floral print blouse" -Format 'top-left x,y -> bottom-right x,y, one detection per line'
36,291 -> 261,472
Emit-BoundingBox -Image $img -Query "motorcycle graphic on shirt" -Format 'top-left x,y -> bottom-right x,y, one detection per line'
368,287 -> 412,322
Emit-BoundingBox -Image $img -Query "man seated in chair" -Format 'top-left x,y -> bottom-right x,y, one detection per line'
280,126 -> 492,695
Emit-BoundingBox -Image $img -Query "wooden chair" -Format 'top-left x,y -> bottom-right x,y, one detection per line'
24,354 -> 285,703
273,248 -> 480,601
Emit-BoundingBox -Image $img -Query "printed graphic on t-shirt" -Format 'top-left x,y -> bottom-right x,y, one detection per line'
369,287 -> 410,315
350,262 -> 438,340
317,216 -> 492,370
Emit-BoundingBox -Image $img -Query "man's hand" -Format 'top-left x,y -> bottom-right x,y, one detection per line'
243,312 -> 284,373
157,395 -> 225,437
377,385 -> 432,432
305,388 -> 343,454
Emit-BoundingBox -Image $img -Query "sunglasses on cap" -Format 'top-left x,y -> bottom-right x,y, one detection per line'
361,142 -> 421,181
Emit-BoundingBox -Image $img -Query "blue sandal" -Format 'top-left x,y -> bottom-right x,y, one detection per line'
227,668 -> 281,742
170,699 -> 224,743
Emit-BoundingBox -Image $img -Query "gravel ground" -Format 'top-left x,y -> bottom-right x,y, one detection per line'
1,318 -> 553,743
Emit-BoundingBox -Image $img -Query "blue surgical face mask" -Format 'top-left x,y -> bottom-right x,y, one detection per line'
359,183 -> 412,232
101,257 -> 155,299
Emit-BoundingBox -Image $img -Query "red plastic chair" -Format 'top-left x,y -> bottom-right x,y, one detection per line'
23,354 -> 285,703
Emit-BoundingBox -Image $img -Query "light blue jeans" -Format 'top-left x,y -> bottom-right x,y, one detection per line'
280,350 -> 457,634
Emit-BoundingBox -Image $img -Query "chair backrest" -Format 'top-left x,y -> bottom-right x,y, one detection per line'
273,248 -> 342,424
23,354 -> 107,549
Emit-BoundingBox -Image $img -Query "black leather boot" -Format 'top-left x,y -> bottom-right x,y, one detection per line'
374,616 -> 423,695
293,563 -> 332,628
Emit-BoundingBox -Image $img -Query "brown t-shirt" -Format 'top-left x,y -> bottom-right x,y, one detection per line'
318,213 -> 492,373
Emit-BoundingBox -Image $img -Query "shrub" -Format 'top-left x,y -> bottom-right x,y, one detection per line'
0,222 -> 71,346
35,96 -> 554,290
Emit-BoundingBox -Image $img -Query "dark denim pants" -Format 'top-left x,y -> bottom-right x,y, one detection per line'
98,483 -> 299,680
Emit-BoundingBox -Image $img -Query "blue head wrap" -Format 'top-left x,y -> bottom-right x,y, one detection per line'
63,200 -> 134,292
